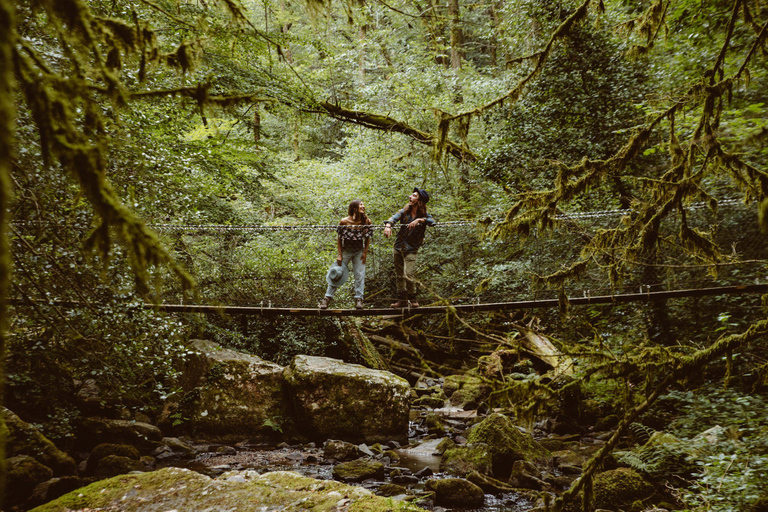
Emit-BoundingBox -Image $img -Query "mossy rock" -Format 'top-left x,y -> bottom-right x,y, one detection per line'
169,340 -> 290,444
589,468 -> 655,511
285,355 -> 410,444
78,417 -> 162,452
3,408 -> 77,475
30,467 -> 428,511
466,413 -> 550,479
435,437 -> 456,455
443,374 -> 491,407
26,476 -> 85,510
413,393 -> 445,409
377,483 -> 409,497
384,450 -> 401,462
440,444 -> 492,476
425,478 -> 484,508
7,455 -> 54,506
477,349 -> 519,380
323,439 -> 360,461
94,455 -> 146,479
332,458 -> 385,482
425,413 -> 445,434
86,443 -> 140,475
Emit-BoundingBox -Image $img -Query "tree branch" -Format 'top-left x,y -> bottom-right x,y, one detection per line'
318,101 -> 478,162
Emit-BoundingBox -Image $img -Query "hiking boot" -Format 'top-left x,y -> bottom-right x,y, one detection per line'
355,298 -> 364,310
409,299 -> 420,308
391,292 -> 408,308
318,296 -> 332,309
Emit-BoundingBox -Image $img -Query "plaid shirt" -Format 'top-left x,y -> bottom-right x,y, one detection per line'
385,209 -> 436,253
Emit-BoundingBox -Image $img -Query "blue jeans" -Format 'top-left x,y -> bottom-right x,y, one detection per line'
325,250 -> 366,299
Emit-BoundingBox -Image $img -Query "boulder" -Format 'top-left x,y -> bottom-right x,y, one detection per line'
168,340 -> 290,443
332,458 -> 385,482
3,408 -> 77,476
93,455 -> 146,479
376,483 -> 409,497
86,443 -> 140,474
26,476 -> 84,510
284,355 -> 410,444
565,467 -> 655,512
323,439 -> 360,461
466,413 -> 550,479
440,443 -> 493,476
78,417 -> 162,452
7,455 -> 53,507
425,477 -> 485,508
32,467 -> 426,511
443,374 -> 491,407
594,468 -> 655,509
508,459 -> 549,490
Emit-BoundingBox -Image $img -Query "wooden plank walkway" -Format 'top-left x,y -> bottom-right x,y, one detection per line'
10,284 -> 767,316
138,283 -> 768,316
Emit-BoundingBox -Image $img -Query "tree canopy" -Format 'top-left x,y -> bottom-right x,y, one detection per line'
2,0 -> 768,509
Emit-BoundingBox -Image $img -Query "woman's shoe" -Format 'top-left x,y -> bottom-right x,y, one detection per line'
355,298 -> 364,309
390,299 -> 408,308
409,299 -> 420,308
318,296 -> 332,309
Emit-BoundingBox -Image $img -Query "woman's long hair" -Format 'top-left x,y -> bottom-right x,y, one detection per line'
348,199 -> 371,224
404,198 -> 427,218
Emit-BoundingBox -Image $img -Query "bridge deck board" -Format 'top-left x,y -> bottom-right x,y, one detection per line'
138,284 -> 768,316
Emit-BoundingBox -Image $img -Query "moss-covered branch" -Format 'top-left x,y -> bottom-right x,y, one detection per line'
318,101 -> 478,162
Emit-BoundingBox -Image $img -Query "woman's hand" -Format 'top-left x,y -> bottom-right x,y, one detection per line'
336,255 -> 343,265
362,253 -> 367,264
407,218 -> 423,230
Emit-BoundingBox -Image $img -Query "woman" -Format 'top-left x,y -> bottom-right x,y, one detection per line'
383,188 -> 435,308
319,200 -> 373,310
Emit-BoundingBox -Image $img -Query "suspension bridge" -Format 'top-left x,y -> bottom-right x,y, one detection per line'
11,199 -> 768,316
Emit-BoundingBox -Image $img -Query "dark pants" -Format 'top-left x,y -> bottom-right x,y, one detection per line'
393,250 -> 418,296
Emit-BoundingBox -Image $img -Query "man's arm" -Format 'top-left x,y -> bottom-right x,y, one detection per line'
383,209 -> 403,238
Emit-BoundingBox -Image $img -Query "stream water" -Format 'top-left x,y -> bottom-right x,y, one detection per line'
158,411 -> 540,511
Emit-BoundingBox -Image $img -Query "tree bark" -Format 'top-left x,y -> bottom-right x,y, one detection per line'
448,0 -> 463,70
253,104 -> 261,145
0,0 -> 16,503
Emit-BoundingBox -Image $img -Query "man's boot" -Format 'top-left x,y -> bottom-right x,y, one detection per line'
318,296 -> 332,309
409,294 -> 420,308
390,291 -> 408,308
355,298 -> 364,310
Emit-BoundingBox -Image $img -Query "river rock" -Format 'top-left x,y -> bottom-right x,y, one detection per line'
425,477 -> 485,508
332,458 -> 385,482
440,443 -> 493,476
86,443 -> 140,474
26,476 -> 84,510
78,417 -> 162,451
7,455 -> 53,507
284,355 -> 410,444
323,439 -> 360,460
167,339 -> 290,443
32,467 -> 427,511
466,412 -> 550,479
3,408 -> 77,476
93,455 -> 146,479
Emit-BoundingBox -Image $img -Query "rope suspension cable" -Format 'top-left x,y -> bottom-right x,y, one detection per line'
10,197 -> 765,314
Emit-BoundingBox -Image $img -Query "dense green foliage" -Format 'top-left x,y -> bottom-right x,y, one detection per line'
3,0 -> 768,510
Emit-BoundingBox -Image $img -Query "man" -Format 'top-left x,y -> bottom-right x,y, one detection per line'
383,188 -> 436,308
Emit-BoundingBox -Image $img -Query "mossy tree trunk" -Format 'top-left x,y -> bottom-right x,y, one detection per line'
0,0 -> 16,504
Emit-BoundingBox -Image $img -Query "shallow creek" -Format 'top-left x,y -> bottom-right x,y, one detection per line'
158,409 -> 540,511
